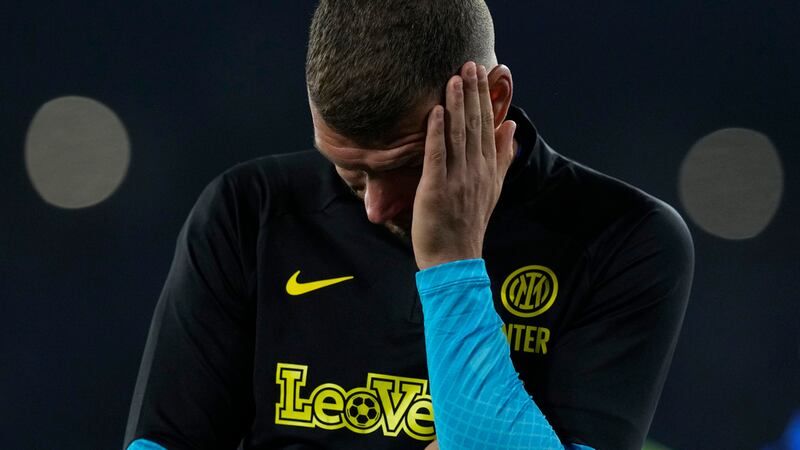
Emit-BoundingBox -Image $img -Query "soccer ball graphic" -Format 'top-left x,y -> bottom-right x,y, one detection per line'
344,392 -> 380,428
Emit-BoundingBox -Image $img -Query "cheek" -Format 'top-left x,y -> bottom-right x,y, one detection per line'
400,169 -> 423,193
335,167 -> 365,190
391,169 -> 423,202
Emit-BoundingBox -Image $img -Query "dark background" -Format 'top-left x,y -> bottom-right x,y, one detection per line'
1,1 -> 798,449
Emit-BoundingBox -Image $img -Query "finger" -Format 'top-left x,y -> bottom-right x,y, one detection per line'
422,105 -> 447,183
445,74 -> 466,178
461,61 -> 482,164
495,120 -> 517,182
477,64 -> 496,165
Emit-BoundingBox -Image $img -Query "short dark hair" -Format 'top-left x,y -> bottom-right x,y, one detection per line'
306,0 -> 495,147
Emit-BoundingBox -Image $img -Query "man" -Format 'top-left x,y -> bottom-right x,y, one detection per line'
124,1 -> 693,449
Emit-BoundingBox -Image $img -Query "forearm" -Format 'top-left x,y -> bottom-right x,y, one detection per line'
417,259 -> 591,450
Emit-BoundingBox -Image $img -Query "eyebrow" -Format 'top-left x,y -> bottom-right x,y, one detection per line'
318,141 -> 425,172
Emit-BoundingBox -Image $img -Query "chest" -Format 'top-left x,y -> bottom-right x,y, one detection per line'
246,205 -> 589,448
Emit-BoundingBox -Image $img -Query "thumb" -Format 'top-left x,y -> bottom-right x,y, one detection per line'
495,120 -> 517,179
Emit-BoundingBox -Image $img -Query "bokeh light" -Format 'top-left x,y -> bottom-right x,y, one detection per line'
679,128 -> 783,240
25,96 -> 130,209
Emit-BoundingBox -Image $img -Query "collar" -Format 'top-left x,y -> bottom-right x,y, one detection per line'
504,104 -> 543,184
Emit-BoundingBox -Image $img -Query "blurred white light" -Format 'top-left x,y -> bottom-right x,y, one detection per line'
679,128 -> 783,240
25,96 -> 130,209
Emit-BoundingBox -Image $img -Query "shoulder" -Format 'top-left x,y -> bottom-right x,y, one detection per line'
200,149 -> 343,222
528,142 -> 692,255
574,159 -> 693,266
181,150 -> 343,250
540,145 -> 695,294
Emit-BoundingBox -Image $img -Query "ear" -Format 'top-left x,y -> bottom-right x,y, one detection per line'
487,64 -> 513,129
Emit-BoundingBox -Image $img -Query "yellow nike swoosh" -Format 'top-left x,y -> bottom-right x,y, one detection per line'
285,270 -> 354,296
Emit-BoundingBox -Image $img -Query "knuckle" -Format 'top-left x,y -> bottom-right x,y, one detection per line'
430,147 -> 445,163
433,120 -> 445,136
453,91 -> 464,108
465,76 -> 476,91
478,76 -> 489,90
482,109 -> 494,126
452,78 -> 463,93
468,113 -> 482,131
450,129 -> 465,146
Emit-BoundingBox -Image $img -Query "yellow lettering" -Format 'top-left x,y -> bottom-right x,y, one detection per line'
405,397 -> 436,440
536,326 -> 550,354
501,324 -> 552,355
311,384 -> 345,428
370,375 -> 426,436
512,324 -> 525,351
275,363 -> 313,426
275,363 -> 435,441
523,325 -> 538,353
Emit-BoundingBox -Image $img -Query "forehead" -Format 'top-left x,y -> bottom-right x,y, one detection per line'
310,99 -> 435,170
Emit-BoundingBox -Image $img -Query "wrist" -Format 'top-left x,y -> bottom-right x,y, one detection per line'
415,258 -> 488,293
416,252 -> 481,270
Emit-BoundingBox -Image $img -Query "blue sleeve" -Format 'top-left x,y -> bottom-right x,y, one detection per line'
416,259 -> 593,450
127,439 -> 167,450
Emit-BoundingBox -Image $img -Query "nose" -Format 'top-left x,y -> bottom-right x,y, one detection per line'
363,175 -> 408,224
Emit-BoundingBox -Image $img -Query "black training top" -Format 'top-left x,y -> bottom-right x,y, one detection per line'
124,105 -> 694,450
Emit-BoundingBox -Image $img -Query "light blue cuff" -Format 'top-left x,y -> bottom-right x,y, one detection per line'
127,439 -> 167,450
416,258 -> 489,295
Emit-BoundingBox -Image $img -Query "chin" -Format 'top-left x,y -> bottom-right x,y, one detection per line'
383,214 -> 413,239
